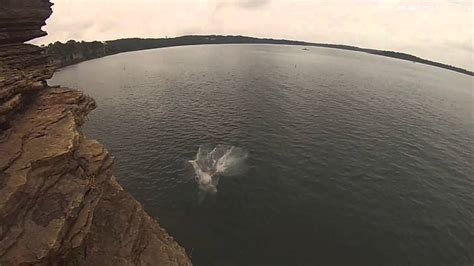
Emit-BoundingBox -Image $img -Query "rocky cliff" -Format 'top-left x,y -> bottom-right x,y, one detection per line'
0,1 -> 191,265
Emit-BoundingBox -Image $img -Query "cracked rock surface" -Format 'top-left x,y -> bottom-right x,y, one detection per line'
0,0 -> 191,265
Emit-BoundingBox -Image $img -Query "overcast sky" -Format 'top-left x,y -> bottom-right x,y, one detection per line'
33,0 -> 473,70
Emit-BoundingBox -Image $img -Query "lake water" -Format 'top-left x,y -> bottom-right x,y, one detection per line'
50,44 -> 474,265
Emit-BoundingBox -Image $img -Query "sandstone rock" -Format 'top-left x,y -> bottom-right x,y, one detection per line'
0,43 -> 54,128
0,0 -> 191,265
0,0 -> 53,44
84,177 -> 190,265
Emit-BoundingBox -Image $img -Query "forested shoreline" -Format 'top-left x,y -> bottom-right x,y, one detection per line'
43,35 -> 473,76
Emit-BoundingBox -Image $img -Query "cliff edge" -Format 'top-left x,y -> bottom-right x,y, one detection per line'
0,1 -> 191,265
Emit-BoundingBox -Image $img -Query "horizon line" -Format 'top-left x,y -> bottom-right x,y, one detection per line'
41,34 -> 473,75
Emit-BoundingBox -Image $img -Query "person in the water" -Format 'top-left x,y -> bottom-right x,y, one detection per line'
195,171 -> 219,194
197,171 -> 218,185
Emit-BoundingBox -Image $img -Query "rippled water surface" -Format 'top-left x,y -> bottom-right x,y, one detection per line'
50,45 -> 474,265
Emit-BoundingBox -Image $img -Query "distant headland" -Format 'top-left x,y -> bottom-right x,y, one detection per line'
44,35 -> 473,76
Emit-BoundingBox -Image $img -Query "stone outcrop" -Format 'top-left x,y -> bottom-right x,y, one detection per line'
0,1 -> 191,265
0,0 -> 53,44
0,43 -> 54,128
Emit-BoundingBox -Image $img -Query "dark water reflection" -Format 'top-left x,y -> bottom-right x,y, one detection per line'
51,44 -> 474,265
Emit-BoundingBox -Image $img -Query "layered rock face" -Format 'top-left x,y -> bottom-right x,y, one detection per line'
0,0 -> 52,44
0,1 -> 191,265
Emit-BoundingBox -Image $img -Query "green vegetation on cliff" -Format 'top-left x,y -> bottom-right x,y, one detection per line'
44,35 -> 473,76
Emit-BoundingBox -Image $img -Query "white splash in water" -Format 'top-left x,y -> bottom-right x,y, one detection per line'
189,145 -> 247,193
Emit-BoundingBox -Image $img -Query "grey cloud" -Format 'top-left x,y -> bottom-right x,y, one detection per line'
216,0 -> 270,10
446,40 -> 474,53
236,0 -> 270,9
445,0 -> 470,4
31,0 -> 472,70
98,22 -> 114,33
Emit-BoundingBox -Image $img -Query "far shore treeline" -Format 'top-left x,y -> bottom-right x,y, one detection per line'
43,35 -> 473,76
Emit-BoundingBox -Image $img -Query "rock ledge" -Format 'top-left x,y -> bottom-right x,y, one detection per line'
0,1 -> 191,265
